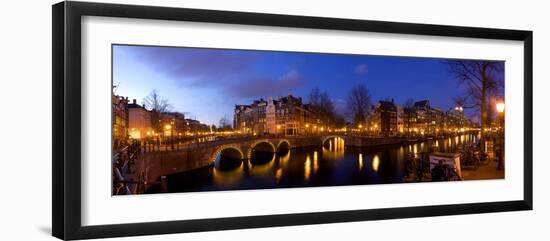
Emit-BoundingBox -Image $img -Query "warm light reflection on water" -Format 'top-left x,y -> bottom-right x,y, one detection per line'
212,161 -> 244,186
304,154 -> 311,181
372,155 -> 380,172
275,168 -> 283,183
313,151 -> 319,174
279,149 -> 289,162
248,154 -> 275,177
358,153 -> 364,171
323,137 -> 345,160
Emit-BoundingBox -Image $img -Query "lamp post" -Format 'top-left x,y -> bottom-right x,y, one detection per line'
165,123 -> 173,150
496,102 -> 505,170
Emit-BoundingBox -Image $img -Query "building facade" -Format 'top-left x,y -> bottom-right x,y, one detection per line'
185,118 -> 210,134
403,100 -> 471,136
112,95 -> 129,149
445,106 -> 468,131
367,100 -> 398,136
234,98 -> 268,135
160,112 -> 187,137
396,105 -> 405,134
235,94 -> 320,136
128,99 -> 153,140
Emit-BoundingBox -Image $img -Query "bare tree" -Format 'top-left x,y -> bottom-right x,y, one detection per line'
142,89 -> 172,133
346,84 -> 371,125
445,60 -> 504,149
452,95 -> 475,109
308,87 -> 322,107
218,116 -> 232,131
308,87 -> 342,128
319,92 -> 335,115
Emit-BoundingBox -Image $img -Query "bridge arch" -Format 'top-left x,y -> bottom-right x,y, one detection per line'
247,140 -> 276,159
211,145 -> 245,165
276,140 -> 291,153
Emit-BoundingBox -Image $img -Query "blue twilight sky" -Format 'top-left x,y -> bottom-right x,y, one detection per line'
113,45 -> 503,126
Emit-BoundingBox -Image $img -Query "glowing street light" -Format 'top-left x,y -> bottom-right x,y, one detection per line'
495,101 -> 505,170
496,102 -> 505,113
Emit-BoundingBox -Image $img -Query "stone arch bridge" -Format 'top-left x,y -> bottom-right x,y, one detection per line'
140,135 -> 348,183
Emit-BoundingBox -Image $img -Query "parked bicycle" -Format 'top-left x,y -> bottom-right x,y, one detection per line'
405,152 -> 430,181
431,159 -> 461,181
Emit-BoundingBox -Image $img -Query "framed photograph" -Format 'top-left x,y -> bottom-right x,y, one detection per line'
52,1 -> 533,240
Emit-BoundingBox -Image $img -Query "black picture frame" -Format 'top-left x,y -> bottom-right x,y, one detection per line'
52,1 -> 533,240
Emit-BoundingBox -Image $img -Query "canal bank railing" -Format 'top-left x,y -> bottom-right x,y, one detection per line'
112,140 -> 147,195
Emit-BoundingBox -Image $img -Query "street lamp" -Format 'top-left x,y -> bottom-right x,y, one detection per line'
496,102 -> 505,113
496,101 -> 505,132
496,101 -> 505,171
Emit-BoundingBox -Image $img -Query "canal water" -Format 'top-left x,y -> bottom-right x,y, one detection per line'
163,134 -> 478,193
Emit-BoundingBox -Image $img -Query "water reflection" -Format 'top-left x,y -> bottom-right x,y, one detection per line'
304,154 -> 311,181
212,162 -> 244,187
358,153 -> 364,172
313,151 -> 319,174
372,155 -> 380,172
323,137 -> 345,160
275,168 -> 283,183
248,150 -> 276,177
164,134 -> 478,193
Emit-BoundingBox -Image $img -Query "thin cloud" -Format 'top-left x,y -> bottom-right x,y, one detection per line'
229,69 -> 305,98
122,45 -> 304,99
125,46 -> 258,86
354,64 -> 368,75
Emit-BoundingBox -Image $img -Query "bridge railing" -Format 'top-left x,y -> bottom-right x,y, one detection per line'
137,135 -> 256,153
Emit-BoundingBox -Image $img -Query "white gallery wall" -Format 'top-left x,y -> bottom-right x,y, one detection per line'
0,0 -> 548,240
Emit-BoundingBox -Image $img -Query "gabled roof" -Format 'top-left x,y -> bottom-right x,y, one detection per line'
414,100 -> 430,108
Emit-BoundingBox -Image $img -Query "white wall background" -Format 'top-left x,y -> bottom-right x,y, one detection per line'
0,0 -> 548,240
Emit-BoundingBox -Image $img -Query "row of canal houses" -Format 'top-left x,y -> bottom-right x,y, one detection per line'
233,94 -> 473,137
112,95 -> 211,150
367,99 -> 473,136
234,95 -> 320,136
